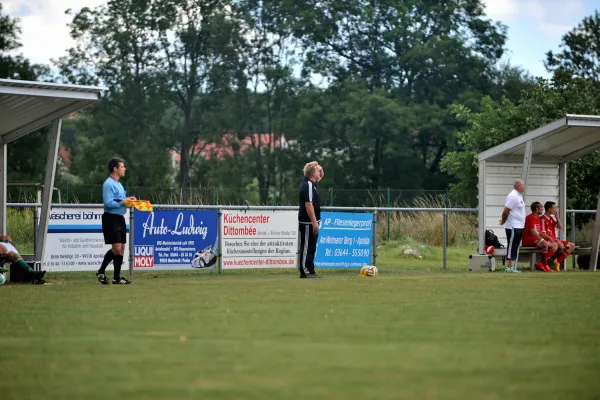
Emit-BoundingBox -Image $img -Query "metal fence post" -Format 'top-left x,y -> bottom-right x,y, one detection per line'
372,210 -> 378,266
387,187 -> 391,241
443,209 -> 448,270
443,189 -> 449,270
571,211 -> 576,270
217,208 -> 222,273
129,208 -> 134,279
274,186 -> 277,206
33,206 -> 39,262
66,181 -> 69,203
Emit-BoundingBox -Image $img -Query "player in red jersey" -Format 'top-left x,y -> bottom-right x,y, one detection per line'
522,202 -> 557,272
541,201 -> 575,271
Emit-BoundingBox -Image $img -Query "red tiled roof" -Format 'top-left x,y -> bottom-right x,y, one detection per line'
58,147 -> 72,167
172,133 -> 285,162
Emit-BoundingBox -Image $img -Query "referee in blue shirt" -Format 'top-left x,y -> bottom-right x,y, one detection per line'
97,158 -> 136,284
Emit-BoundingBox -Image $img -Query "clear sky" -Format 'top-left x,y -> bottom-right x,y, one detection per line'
3,0 -> 599,79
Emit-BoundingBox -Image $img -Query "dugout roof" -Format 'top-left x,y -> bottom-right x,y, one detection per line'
0,78 -> 102,264
0,79 -> 102,143
478,115 -> 600,163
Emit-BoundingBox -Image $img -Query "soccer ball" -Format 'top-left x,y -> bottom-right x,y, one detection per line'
0,273 -> 6,285
360,265 -> 378,277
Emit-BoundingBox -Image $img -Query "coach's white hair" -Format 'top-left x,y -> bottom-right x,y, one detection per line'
303,161 -> 319,178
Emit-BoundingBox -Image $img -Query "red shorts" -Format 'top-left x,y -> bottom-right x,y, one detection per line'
522,239 -> 547,249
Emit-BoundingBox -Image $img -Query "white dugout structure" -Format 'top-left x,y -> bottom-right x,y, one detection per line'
0,79 -> 102,266
477,115 -> 600,271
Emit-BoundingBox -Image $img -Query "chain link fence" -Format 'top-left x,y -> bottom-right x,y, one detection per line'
7,183 -> 478,207
5,183 -> 595,269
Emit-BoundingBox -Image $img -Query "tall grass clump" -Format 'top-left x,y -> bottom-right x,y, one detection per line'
6,207 -> 35,250
575,219 -> 598,247
378,196 -> 477,246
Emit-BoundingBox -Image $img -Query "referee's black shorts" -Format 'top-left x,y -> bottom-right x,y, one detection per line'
102,212 -> 127,244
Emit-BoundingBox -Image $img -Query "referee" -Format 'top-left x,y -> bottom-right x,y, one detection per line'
298,161 -> 324,278
97,158 -> 135,285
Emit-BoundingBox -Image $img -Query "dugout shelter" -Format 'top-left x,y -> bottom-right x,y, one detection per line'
476,114 -> 600,271
0,78 -> 102,265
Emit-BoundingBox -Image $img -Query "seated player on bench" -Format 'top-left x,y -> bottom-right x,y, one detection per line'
540,201 -> 575,271
522,202 -> 557,273
0,235 -> 46,284
0,243 -> 7,274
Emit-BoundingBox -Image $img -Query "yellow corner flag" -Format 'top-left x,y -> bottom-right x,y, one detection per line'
123,199 -> 153,212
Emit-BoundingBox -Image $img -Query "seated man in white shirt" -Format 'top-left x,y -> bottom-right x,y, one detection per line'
0,235 -> 46,284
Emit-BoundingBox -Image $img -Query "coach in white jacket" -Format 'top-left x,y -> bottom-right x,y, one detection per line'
500,179 -> 526,273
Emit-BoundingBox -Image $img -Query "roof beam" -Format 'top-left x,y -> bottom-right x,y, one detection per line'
0,100 -> 90,144
566,114 -> 600,125
562,140 -> 600,162
0,86 -> 100,101
485,155 -> 562,164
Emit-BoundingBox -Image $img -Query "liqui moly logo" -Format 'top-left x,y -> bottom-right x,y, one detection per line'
134,245 -> 154,268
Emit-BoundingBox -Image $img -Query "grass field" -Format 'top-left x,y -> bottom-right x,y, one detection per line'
2,247 -> 600,400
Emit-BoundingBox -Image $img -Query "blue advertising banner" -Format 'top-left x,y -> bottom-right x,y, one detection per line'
314,212 -> 373,268
133,209 -> 219,270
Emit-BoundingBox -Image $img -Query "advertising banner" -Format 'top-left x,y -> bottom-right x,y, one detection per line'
220,210 -> 298,269
133,209 -> 218,270
43,207 -> 130,272
314,212 -> 373,268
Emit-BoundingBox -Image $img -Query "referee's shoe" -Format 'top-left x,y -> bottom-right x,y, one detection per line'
113,276 -> 132,284
299,274 -> 322,279
96,271 -> 110,285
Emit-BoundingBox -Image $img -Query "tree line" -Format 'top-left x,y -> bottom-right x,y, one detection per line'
1,1 -> 599,208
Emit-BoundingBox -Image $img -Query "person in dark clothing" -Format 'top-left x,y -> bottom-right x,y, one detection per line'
0,237 -> 46,284
298,161 -> 324,278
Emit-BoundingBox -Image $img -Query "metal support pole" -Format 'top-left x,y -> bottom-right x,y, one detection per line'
387,188 -> 391,241
217,209 -> 223,273
35,119 -> 62,265
0,139 -> 6,235
443,209 -> 448,270
477,161 -> 486,255
32,207 -> 39,265
129,208 -> 134,279
571,211 -> 576,270
521,140 -> 533,202
372,210 -> 378,266
589,190 -> 600,271
558,162 -> 567,271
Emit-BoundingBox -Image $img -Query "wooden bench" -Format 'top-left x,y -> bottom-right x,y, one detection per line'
492,247 -> 591,271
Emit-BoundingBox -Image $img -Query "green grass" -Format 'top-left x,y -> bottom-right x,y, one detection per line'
2,248 -> 600,400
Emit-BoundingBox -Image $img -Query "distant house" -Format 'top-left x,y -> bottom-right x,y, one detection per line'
58,147 -> 72,168
170,133 -> 290,171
